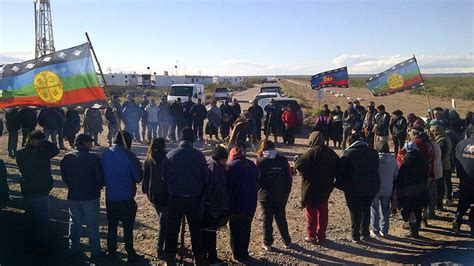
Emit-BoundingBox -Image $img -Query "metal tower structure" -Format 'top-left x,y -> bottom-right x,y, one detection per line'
34,0 -> 55,58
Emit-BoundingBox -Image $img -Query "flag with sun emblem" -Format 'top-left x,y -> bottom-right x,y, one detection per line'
311,67 -> 349,90
367,57 -> 424,96
0,43 -> 107,108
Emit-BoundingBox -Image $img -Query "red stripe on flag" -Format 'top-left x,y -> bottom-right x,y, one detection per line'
0,86 -> 107,108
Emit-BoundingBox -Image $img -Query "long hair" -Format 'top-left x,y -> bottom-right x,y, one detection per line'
145,138 -> 166,164
256,140 -> 274,158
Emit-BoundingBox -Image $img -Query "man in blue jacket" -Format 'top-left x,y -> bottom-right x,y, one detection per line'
101,131 -> 143,262
162,127 -> 209,264
60,134 -> 104,259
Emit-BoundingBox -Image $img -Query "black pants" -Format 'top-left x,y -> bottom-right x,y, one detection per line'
255,120 -> 262,141
106,199 -> 137,255
21,128 -> 33,147
437,170 -> 453,207
392,134 -> 406,154
201,213 -> 220,262
401,206 -> 422,236
229,214 -> 253,260
455,178 -> 474,230
7,131 -> 18,157
283,126 -> 295,145
345,194 -> 374,239
165,195 -> 202,258
193,119 -> 204,140
58,126 -> 65,149
220,122 -> 231,139
260,201 -> 291,246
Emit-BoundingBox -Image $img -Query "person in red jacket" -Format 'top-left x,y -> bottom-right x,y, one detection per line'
281,105 -> 297,145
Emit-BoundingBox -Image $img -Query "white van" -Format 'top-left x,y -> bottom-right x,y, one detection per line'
167,84 -> 205,103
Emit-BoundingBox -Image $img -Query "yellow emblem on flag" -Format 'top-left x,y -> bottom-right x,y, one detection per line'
387,73 -> 404,89
33,71 -> 64,103
323,76 -> 334,83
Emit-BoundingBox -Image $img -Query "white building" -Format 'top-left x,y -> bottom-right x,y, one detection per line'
154,75 -> 213,87
103,73 -> 138,86
213,76 -> 244,86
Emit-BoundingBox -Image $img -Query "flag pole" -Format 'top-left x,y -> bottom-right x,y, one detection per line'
85,32 -> 128,149
413,55 -> 433,117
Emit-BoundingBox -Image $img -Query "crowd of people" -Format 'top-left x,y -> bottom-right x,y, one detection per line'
0,94 -> 473,265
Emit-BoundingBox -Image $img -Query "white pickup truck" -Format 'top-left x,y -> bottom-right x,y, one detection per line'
213,87 -> 232,101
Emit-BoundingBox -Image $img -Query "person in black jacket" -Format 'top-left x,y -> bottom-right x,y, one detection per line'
16,130 -> 60,252
37,107 -> 62,147
169,98 -> 184,142
142,138 -> 168,259
373,105 -> 390,149
336,132 -> 379,242
201,146 -> 229,264
183,96 -> 195,129
6,108 -> 21,158
256,140 -> 292,250
390,110 -> 408,154
220,99 -> 233,140
190,98 -> 207,141
248,101 -> 264,141
60,134 -> 104,258
63,107 -> 81,148
18,107 -> 37,147
395,142 -> 429,238
0,159 -> 9,207
264,99 -> 281,143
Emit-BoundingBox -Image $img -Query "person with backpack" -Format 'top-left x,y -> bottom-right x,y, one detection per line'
201,145 -> 229,264
142,138 -> 168,259
256,140 -> 293,250
295,131 -> 339,244
227,141 -> 258,263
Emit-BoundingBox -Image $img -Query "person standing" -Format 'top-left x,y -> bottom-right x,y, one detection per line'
18,107 -> 38,147
122,99 -> 143,143
190,98 -> 207,141
264,99 -> 280,143
101,131 -> 144,262
313,110 -> 331,144
452,135 -> 474,237
370,141 -> 398,237
336,133 -> 380,242
201,146 -> 229,264
220,99 -> 233,140
329,106 -> 344,148
281,105 -> 297,145
390,110 -> 408,155
140,95 -> 150,142
158,97 -> 171,139
16,130 -> 60,252
372,105 -> 391,149
0,158 -> 9,207
105,104 -> 119,147
430,125 -> 453,208
342,102 -> 356,150
63,107 -> 81,148
37,107 -> 62,147
56,108 -> 67,150
395,142 -> 429,238
145,99 -> 160,143
169,98 -> 184,142
228,113 -> 250,148
142,138 -> 168,259
162,128 -> 209,264
206,100 -> 221,141
83,104 -> 104,146
227,141 -> 258,263
424,130 -> 442,225
183,96 -> 195,129
256,140 -> 293,250
5,108 -> 21,158
231,98 -> 242,125
60,134 -> 104,258
295,132 -> 339,243
248,100 -> 264,141
363,104 -> 377,148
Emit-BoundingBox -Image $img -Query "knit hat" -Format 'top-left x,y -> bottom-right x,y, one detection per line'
430,119 -> 441,126
181,127 -> 195,142
212,145 -> 228,161
376,140 -> 390,153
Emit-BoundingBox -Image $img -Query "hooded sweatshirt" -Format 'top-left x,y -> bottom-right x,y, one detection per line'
376,153 -> 398,197
256,149 -> 292,203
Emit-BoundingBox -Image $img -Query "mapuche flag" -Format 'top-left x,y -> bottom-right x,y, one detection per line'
367,57 -> 424,96
0,43 -> 107,108
311,67 -> 349,90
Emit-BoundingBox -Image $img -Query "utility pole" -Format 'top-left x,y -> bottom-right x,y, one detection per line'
34,0 -> 55,58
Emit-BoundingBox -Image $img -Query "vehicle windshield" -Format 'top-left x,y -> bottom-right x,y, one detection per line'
275,100 -> 300,110
169,86 -> 193,96
260,87 -> 280,92
215,88 -> 228,92
254,94 -> 277,102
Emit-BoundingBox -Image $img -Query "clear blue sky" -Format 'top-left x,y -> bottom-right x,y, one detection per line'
0,0 -> 473,75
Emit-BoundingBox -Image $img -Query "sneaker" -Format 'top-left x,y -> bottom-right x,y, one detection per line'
379,232 -> 387,238
369,230 -> 378,238
262,244 -> 272,251
452,221 -> 460,234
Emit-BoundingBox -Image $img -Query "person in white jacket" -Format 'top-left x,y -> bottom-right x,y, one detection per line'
145,99 -> 160,143
370,140 -> 398,237
423,131 -> 443,224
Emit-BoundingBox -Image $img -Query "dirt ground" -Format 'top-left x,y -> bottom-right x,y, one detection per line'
1,86 -> 473,265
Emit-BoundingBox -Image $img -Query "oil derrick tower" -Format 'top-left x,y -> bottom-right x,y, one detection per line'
34,0 -> 55,58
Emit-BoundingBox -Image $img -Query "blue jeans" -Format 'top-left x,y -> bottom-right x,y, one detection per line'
44,128 -> 58,145
147,122 -> 158,141
24,195 -> 50,246
125,123 -> 141,143
68,199 -> 101,255
370,195 -> 391,234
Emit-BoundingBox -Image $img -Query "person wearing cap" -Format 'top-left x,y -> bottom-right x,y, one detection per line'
142,138 -> 168,259
248,100 -> 264,141
162,128 -> 209,264
370,140 -> 398,238
83,105 -> 104,146
201,145 -> 229,264
264,99 -> 281,143
158,97 -> 171,139
452,135 -> 474,237
101,130 -> 143,262
395,142 -> 429,238
5,108 -> 21,158
430,125 -> 453,209
122,99 -> 143,143
227,141 -> 258,263
190,98 -> 207,141
336,132 -> 379,242
390,110 -> 408,155
342,101 -> 356,150
372,105 -> 391,150
16,130 -> 60,252
256,140 -> 293,250
60,133 -> 104,258
63,107 -> 81,148
18,106 -> 38,148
